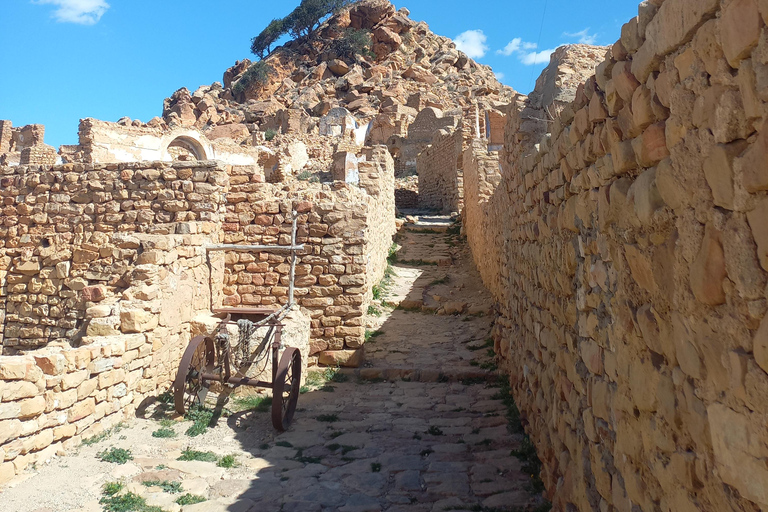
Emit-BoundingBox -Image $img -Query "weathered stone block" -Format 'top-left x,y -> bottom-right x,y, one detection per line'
689,223 -> 727,305
721,0 -> 762,67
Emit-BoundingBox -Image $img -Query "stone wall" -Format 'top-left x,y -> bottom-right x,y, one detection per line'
220,146 -> 395,358
417,128 -> 464,212
0,161 -> 227,483
77,119 -> 260,167
463,1 -> 768,511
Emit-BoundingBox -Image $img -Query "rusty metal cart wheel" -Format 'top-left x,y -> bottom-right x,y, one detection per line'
271,347 -> 301,431
173,335 -> 215,416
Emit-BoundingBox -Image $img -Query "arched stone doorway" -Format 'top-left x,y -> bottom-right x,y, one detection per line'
166,136 -> 207,161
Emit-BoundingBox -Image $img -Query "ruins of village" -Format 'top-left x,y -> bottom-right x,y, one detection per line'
3,0 -> 768,511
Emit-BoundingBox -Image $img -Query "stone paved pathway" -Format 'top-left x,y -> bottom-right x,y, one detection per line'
0,220 -> 548,512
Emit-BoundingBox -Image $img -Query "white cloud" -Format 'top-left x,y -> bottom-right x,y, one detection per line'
520,49 -> 556,65
454,30 -> 489,59
496,37 -> 553,66
564,28 -> 598,45
35,0 -> 110,25
497,38 -> 522,56
494,72 -> 505,81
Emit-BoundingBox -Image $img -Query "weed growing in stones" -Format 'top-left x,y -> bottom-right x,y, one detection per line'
327,443 -> 341,451
151,427 -> 176,439
365,329 -> 385,342
300,386 -> 310,394
340,445 -> 359,455
184,405 -> 214,437
329,431 -> 344,439
178,448 -> 218,463
100,492 -> 163,512
98,448 -> 133,464
176,494 -> 206,506
232,395 -> 272,413
103,482 -> 124,496
317,414 -> 339,422
143,480 -> 183,494
367,305 -> 382,316
479,361 -> 498,371
295,448 -> 323,464
217,455 -> 238,468
426,426 -> 444,436
276,441 -> 294,448
420,449 -> 433,457
320,385 -> 336,392
259,443 -> 270,450
371,462 -> 382,472
83,423 -> 126,446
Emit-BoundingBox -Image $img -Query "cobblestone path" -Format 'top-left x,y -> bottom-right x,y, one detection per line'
1,220 -> 548,512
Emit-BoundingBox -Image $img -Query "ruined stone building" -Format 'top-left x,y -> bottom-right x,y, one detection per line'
2,0 -> 768,511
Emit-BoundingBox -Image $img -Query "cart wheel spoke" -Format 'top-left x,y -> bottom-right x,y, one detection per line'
272,348 -> 301,431
174,336 -> 215,416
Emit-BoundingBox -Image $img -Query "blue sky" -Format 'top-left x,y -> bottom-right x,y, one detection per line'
0,0 -> 640,149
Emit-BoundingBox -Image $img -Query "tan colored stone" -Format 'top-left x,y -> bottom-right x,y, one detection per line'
689,223 -> 727,305
120,309 -> 159,334
19,396 -> 46,419
705,140 -> 749,208
318,349 -> 363,368
741,123 -> 768,193
721,0 -> 762,67
624,245 -> 657,293
709,403 -> 768,506
747,196 -> 768,271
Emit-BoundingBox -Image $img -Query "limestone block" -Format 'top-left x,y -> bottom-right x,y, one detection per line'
120,309 -> 159,334
624,245 -> 657,293
741,124 -> 768,193
0,358 -> 28,381
0,419 -> 22,445
33,353 -> 66,376
689,223 -> 727,305
332,152 -> 359,184
628,168 -> 664,224
721,0 -> 762,68
704,140 -> 748,208
19,396 -> 45,419
723,214 -> 767,300
318,349 -> 363,368
61,370 -> 89,390
612,61 -> 640,102
632,122 -> 669,167
708,403 -> 768,506
68,398 -> 96,423
2,381 -> 39,402
0,462 -> 15,485
747,197 -> 768,271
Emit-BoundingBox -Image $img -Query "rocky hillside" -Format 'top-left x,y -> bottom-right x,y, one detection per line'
157,0 -> 515,177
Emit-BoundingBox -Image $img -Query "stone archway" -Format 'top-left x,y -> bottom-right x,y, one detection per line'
166,136 -> 207,161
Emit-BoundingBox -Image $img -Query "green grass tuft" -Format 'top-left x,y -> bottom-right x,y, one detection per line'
232,394 -> 272,413
317,414 -> 339,423
102,482 -> 124,496
175,494 -> 207,506
142,480 -> 183,494
151,427 -> 176,439
184,406 -> 214,437
371,462 -> 382,472
177,448 -> 218,463
217,455 -> 238,468
97,448 -> 133,464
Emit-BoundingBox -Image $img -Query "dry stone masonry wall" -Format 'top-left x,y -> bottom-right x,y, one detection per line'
463,0 -> 768,510
0,155 -> 394,481
416,128 -> 464,213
